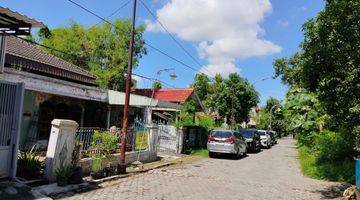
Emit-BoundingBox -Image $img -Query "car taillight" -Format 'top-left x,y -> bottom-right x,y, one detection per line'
208,136 -> 215,142
225,136 -> 235,143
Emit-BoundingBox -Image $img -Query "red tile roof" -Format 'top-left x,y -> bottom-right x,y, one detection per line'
135,89 -> 194,103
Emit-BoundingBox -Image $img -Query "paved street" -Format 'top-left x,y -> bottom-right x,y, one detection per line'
56,137 -> 345,200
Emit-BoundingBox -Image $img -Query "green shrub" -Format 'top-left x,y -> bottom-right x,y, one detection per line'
298,146 -> 318,177
91,157 -> 102,173
90,131 -> 118,157
17,145 -> 43,180
197,114 -> 215,129
55,164 -> 73,186
314,130 -> 354,164
298,142 -> 355,184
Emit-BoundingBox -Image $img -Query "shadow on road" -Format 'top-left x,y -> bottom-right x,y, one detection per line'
210,153 -> 248,160
52,183 -> 102,199
312,183 -> 350,199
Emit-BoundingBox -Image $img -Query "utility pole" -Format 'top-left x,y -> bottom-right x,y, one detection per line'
269,104 -> 278,131
118,0 -> 137,174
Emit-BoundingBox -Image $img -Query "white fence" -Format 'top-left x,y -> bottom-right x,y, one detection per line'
157,125 -> 184,154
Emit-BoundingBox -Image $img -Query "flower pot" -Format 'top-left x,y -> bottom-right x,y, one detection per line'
69,167 -> 83,184
90,170 -> 105,180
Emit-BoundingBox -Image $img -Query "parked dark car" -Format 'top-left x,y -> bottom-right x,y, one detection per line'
267,131 -> 277,145
239,128 -> 261,152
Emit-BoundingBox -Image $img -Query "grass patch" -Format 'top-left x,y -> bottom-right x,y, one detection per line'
190,148 -> 209,158
298,146 -> 355,183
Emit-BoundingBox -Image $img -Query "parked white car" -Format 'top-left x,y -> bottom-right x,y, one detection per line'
207,130 -> 247,158
258,130 -> 271,149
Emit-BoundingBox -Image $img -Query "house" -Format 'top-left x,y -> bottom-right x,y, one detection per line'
0,6 -> 182,179
0,6 -> 44,178
1,35 -> 183,149
135,88 -> 204,123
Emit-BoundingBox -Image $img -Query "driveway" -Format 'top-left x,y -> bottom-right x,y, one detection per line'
56,137 -> 346,200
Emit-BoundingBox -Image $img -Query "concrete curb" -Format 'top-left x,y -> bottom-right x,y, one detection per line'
33,155 -> 201,199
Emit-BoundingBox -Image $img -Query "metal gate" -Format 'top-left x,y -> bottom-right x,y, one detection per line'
0,80 -> 24,178
157,125 -> 182,154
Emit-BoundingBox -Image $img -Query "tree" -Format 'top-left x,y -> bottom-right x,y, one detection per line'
264,97 -> 281,113
210,73 -> 259,127
37,20 -> 147,91
152,81 -> 162,90
190,73 -> 210,101
273,0 -> 360,132
256,97 -> 286,136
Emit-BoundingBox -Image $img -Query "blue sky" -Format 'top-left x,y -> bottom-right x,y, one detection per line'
2,0 -> 325,105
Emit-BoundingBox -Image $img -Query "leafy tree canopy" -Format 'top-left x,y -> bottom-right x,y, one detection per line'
211,73 -> 259,126
190,73 -> 211,101
36,20 -> 147,91
273,0 -> 360,131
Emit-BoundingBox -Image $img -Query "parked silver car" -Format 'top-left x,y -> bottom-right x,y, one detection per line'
258,130 -> 271,149
207,130 -> 247,158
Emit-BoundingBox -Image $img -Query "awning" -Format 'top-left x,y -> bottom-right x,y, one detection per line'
108,90 -> 182,110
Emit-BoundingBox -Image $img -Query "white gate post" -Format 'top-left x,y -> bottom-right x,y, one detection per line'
177,127 -> 184,154
147,125 -> 158,152
45,119 -> 78,182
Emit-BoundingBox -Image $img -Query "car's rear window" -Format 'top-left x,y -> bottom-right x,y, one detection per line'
258,131 -> 266,136
240,130 -> 254,138
211,131 -> 232,138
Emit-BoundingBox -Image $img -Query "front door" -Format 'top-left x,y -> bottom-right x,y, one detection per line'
0,80 -> 24,178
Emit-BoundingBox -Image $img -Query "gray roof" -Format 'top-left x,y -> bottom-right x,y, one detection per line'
5,36 -> 97,85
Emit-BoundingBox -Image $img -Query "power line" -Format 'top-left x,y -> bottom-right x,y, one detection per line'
139,0 -> 214,77
18,36 -> 178,89
144,42 -> 201,74
66,0 -> 216,81
132,73 -> 177,88
16,36 -> 81,59
95,0 -> 131,26
67,0 -> 115,25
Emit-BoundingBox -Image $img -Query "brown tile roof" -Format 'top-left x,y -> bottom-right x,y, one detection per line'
0,7 -> 44,28
5,36 -> 97,85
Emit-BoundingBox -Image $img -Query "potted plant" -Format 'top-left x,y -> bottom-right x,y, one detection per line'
68,142 -> 83,184
88,131 -> 118,179
17,145 -> 43,180
55,164 -> 72,186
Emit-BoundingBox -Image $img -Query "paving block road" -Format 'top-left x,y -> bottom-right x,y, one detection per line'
56,137 -> 346,200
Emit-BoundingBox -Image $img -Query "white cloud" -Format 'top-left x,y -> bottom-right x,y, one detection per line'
146,0 -> 281,77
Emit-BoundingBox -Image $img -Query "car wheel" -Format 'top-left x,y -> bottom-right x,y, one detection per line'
236,148 -> 241,159
243,148 -> 247,157
209,152 -> 215,158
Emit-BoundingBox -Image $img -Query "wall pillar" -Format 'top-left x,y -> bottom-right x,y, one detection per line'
80,107 -> 85,127
146,125 -> 158,152
44,119 -> 78,182
0,35 -> 6,74
145,107 -> 152,124
177,127 -> 184,154
106,106 -> 111,129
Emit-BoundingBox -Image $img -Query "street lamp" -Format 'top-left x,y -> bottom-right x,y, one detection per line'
250,76 -> 272,86
146,68 -> 177,124
269,104 -> 280,130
